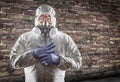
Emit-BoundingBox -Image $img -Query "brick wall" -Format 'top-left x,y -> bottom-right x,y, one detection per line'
0,0 -> 120,82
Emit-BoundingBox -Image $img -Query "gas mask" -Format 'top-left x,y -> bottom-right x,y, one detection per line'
36,14 -> 53,38
35,4 -> 56,39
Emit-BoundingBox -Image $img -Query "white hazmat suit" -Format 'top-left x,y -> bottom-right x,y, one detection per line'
10,4 -> 82,82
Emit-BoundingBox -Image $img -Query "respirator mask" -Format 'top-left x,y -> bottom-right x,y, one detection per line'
35,4 -> 56,38
36,14 -> 53,38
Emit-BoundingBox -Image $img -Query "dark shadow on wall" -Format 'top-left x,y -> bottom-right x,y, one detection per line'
1,74 -> 120,82
67,74 -> 120,82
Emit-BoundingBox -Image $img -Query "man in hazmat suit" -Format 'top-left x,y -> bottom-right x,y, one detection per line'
10,4 -> 82,82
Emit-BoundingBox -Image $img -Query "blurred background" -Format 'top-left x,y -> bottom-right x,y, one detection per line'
0,0 -> 119,82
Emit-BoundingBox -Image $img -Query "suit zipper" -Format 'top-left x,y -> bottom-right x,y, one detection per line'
44,38 -> 47,82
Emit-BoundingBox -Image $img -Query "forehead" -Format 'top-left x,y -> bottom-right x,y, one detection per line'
40,14 -> 51,17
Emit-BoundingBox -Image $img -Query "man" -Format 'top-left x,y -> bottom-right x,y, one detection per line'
10,4 -> 82,82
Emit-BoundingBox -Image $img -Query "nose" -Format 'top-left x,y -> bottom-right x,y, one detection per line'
42,20 -> 50,26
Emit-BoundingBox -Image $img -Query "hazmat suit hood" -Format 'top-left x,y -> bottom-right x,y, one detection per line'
32,4 -> 58,39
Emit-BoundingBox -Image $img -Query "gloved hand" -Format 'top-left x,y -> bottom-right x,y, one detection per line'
32,43 -> 55,58
38,53 -> 60,65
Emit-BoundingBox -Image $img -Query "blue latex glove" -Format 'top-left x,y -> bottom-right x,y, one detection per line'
38,53 -> 60,65
32,43 -> 55,58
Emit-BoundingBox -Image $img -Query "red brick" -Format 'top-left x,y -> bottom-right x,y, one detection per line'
0,13 -> 6,18
0,50 -> 11,54
23,10 -> 35,15
7,14 -> 24,19
2,7 -> 23,14
0,1 -> 10,7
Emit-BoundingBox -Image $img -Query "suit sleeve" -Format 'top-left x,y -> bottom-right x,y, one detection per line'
57,35 -> 82,70
10,34 -> 36,69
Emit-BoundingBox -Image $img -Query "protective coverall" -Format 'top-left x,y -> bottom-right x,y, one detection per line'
10,4 -> 82,82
